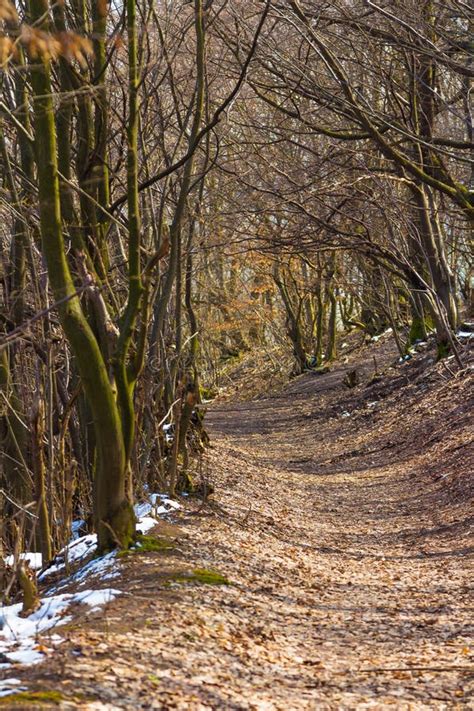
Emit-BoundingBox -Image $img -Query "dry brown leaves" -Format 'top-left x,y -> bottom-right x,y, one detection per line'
10,337 -> 474,709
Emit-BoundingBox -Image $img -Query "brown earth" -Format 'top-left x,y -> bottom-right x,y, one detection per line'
4,335 -> 474,710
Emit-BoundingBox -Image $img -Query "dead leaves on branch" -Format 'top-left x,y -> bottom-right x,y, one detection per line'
1,28 -> 92,67
0,0 -> 92,68
21,26 -> 93,66
0,0 -> 17,23
0,34 -> 13,64
0,0 -> 15,65
54,31 -> 93,67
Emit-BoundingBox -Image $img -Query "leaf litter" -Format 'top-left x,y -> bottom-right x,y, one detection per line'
2,336 -> 473,709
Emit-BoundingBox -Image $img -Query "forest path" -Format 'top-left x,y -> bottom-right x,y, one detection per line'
200,337 -> 473,709
23,338 -> 473,710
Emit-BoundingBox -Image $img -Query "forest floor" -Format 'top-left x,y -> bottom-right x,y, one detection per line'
5,334 -> 474,710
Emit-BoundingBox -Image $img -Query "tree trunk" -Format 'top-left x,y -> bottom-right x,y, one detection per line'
29,0 -> 134,551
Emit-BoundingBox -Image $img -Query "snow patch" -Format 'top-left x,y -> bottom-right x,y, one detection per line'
0,679 -> 26,698
71,519 -> 86,540
4,553 -> 42,571
1,491 -> 180,677
0,589 -> 121,668
135,494 -> 181,533
136,517 -> 158,534
39,534 -> 97,581
39,494 -> 180,583
162,423 -> 174,443
371,327 -> 393,343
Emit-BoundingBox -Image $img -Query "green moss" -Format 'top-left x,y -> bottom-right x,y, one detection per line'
0,691 -> 63,706
436,339 -> 451,360
118,534 -> 174,557
169,567 -> 230,586
176,469 -> 195,494
407,315 -> 426,345
200,384 -> 218,400
192,568 -> 230,585
406,313 -> 435,349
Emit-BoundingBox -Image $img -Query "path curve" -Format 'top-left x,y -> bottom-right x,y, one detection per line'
22,337 -> 473,710
201,338 -> 473,708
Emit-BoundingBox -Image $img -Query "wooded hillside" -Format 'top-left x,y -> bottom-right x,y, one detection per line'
0,1 -> 472,707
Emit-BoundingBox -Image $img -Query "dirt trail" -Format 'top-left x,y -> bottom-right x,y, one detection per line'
17,338 -> 474,710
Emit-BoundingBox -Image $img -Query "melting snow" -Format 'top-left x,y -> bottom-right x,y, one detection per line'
4,553 -> 42,571
0,589 -> 121,668
40,494 -> 180,583
39,534 -> 97,581
371,327 -> 393,343
1,491 -> 180,682
0,679 -> 27,698
136,494 -> 181,534
162,423 -> 174,443
71,519 -> 87,540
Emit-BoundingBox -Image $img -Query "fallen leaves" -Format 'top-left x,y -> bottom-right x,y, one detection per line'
14,340 -> 474,708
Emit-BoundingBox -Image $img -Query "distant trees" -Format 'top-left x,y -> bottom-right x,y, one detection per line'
239,0 -> 472,357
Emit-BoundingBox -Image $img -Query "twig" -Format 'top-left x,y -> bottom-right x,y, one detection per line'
0,490 -> 38,518
157,398 -> 181,429
241,505 -> 253,525
0,282 -> 101,351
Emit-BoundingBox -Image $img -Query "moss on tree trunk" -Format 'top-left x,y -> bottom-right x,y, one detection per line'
29,0 -> 134,551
